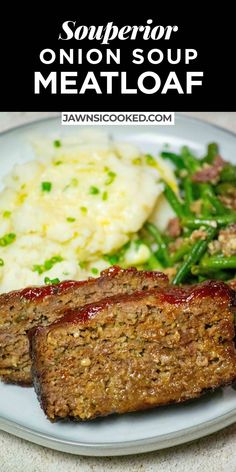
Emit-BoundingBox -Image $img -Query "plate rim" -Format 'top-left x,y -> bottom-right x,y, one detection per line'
1,406 -> 236,456
0,112 -> 236,141
0,113 -> 236,456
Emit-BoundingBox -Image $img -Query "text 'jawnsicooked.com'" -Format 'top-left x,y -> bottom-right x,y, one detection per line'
61,112 -> 175,125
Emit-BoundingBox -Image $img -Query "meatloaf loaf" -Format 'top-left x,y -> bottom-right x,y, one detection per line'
0,267 -> 168,385
29,280 -> 236,421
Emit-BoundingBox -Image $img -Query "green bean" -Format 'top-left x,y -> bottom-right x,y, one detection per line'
183,178 -> 194,214
191,265 -> 232,280
182,213 -> 236,229
160,151 -> 185,170
220,163 -> 236,182
210,271 -> 232,281
207,194 -> 226,214
180,146 -> 200,173
144,222 -> 170,267
202,143 -> 219,164
162,233 -> 173,244
216,182 -> 235,195
172,227 -> 217,285
199,184 -> 213,217
199,183 -> 226,215
170,241 -> 193,264
200,255 -> 236,270
163,184 -> 185,219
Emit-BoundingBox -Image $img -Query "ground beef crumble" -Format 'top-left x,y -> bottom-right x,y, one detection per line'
192,155 -> 226,184
167,217 -> 182,238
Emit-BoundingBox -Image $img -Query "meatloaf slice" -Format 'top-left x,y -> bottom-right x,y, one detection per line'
29,280 -> 236,421
0,267 -> 168,385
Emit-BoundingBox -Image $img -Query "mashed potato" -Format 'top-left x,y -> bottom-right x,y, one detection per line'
0,131 -> 176,293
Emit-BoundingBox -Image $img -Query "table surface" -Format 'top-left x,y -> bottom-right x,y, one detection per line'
0,112 -> 236,472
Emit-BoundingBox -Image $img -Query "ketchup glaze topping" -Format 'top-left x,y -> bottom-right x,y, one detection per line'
19,266 -> 167,302
48,280 -> 235,327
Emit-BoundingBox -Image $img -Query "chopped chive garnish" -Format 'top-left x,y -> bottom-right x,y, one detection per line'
0,258 -> 4,266
41,181 -> 52,192
89,186 -> 100,195
104,254 -> 119,265
80,206 -> 87,214
67,217 -> 76,222
44,256 -> 63,271
102,191 -> 108,201
105,171 -> 116,186
44,276 -> 60,285
33,255 -> 63,274
79,261 -> 86,269
53,140 -> 61,148
33,265 -> 44,275
54,160 -> 63,166
91,267 -> 99,275
145,154 -> 156,167
3,211 -> 11,218
0,233 -> 16,247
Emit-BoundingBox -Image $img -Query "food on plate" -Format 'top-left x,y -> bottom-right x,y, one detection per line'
146,142 -> 236,286
1,134 -> 235,294
0,266 -> 168,384
0,130 -> 177,294
29,280 -> 236,421
1,131 -> 236,425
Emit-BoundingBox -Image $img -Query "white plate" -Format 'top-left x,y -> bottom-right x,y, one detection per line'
0,115 -> 236,456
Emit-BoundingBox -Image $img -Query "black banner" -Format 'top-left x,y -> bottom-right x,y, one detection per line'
0,9 -> 234,111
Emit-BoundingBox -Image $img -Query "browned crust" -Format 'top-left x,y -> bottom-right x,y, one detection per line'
0,267 -> 168,385
29,280 -> 236,421
35,383 -> 236,423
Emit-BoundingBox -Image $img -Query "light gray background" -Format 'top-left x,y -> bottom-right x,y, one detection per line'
0,112 -> 236,472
